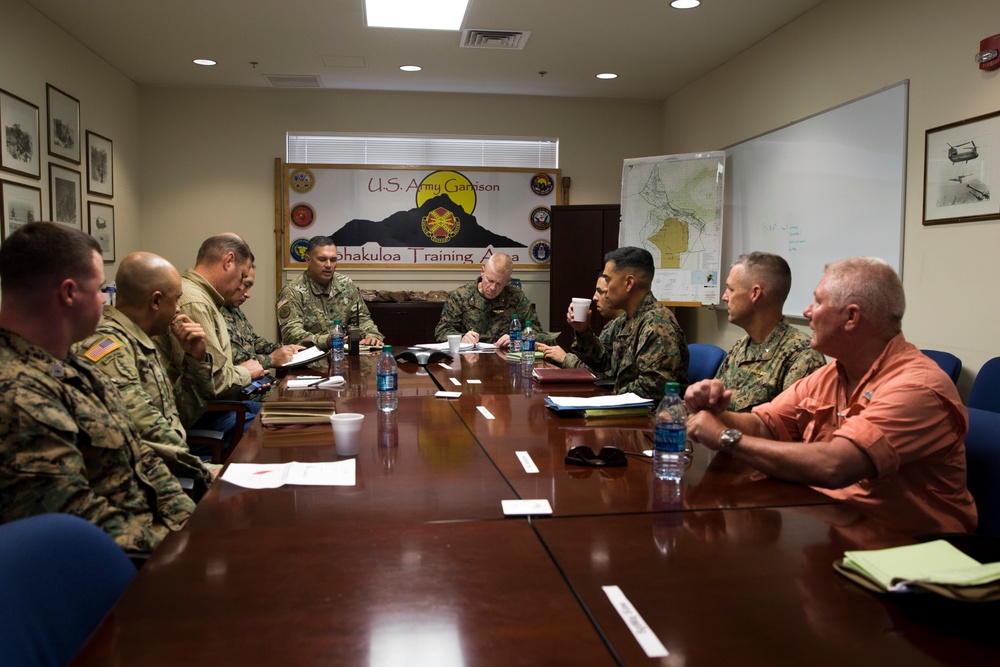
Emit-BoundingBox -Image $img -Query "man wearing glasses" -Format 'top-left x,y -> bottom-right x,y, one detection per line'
277,236 -> 384,350
435,253 -> 556,348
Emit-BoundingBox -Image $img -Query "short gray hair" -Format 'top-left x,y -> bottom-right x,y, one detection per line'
732,252 -> 792,305
823,257 -> 904,333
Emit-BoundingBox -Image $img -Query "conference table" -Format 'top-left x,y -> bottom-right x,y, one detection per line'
73,352 -> 999,666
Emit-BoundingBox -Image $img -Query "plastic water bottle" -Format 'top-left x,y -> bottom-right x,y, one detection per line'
521,320 -> 536,376
331,319 -> 345,362
509,314 -> 522,353
376,345 -> 398,413
653,382 -> 686,481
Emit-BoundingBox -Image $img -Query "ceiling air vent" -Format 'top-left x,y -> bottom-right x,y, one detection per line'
266,75 -> 323,89
460,29 -> 530,50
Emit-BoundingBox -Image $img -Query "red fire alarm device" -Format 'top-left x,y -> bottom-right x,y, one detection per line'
977,33 -> 1000,71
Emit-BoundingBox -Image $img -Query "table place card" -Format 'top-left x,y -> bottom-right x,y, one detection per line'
437,362 -> 452,369
501,499 -> 553,516
450,377 -> 462,386
467,379 -> 482,384
515,451 -> 539,473
435,390 -> 462,398
477,405 -> 495,420
602,586 -> 668,658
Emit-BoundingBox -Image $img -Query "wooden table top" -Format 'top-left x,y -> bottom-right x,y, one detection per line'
73,352 -> 1000,666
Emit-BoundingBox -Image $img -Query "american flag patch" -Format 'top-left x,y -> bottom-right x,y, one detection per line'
277,296 -> 288,309
83,337 -> 121,362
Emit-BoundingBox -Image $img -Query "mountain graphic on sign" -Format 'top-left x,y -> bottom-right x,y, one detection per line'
330,194 -> 525,248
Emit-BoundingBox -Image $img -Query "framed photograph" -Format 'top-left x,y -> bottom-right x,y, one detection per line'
1,179 -> 43,240
0,88 -> 41,179
923,110 -> 1000,225
86,130 -> 113,198
48,163 -> 82,229
88,201 -> 115,262
46,84 -> 81,164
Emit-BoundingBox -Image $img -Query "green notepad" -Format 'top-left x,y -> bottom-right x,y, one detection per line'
506,351 -> 544,361
841,540 -> 1000,592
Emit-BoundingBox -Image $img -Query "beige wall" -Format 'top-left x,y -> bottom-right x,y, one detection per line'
139,87 -> 662,339
663,0 -> 1000,396
0,0 -> 140,279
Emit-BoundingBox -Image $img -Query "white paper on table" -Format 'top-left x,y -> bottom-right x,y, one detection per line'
414,342 -> 497,353
283,347 -> 327,366
546,393 -> 654,409
221,460 -> 356,489
602,585 -> 669,658
286,375 -> 346,389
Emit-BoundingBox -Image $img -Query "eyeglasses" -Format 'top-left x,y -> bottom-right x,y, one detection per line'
565,445 -> 627,467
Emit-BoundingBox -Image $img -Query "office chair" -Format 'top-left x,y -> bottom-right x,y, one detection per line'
921,349 -> 962,385
968,357 -> 1000,414
0,513 -> 136,667
687,344 -> 727,385
964,407 -> 1000,536
188,400 -> 250,464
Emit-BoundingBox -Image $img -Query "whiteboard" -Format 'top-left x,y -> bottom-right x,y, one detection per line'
722,82 -> 907,317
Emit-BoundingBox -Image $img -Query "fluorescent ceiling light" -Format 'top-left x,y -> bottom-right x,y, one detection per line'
193,58 -> 217,66
596,72 -> 618,80
670,0 -> 701,8
400,65 -> 422,72
365,0 -> 469,30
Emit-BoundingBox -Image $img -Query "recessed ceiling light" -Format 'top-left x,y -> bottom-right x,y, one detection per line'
193,58 -> 217,66
365,0 -> 468,30
596,72 -> 618,80
670,0 -> 701,8
400,65 -> 422,72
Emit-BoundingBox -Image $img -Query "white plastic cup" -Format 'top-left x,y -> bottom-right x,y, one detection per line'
447,334 -> 462,357
330,413 -> 365,456
571,298 -> 592,323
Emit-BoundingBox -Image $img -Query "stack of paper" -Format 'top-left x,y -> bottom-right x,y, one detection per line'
544,393 -> 654,418
286,376 -> 345,390
260,400 -> 336,425
836,540 -> 1000,601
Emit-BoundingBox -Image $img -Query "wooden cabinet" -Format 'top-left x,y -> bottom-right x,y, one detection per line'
366,301 -> 445,348
549,204 -> 620,347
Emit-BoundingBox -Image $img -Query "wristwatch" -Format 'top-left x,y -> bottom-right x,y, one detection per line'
719,428 -> 742,455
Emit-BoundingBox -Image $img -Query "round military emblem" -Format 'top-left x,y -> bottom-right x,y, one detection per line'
290,238 -> 310,262
529,239 -> 551,264
290,203 -> 315,228
421,206 -> 460,244
530,206 -> 551,231
530,173 -> 554,196
290,169 -> 314,193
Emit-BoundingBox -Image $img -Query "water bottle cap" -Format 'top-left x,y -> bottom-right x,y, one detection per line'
664,381 -> 680,394
525,321 -> 532,326
383,344 -> 392,352
334,319 -> 340,324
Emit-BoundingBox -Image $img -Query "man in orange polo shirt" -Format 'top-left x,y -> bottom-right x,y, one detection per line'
685,256 -> 976,535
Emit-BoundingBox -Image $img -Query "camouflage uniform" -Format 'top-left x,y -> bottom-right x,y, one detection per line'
76,306 -> 216,491
561,313 -> 624,378
435,279 -> 557,345
716,320 -> 827,412
224,306 -> 279,367
571,292 -> 689,402
277,272 -> 383,350
0,328 -> 195,555
154,269 -> 250,425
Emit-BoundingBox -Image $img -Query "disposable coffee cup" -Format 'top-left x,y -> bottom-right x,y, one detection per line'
571,298 -> 591,323
447,334 -> 462,357
330,413 -> 364,456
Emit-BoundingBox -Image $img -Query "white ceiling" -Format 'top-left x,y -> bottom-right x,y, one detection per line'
24,0 -> 824,101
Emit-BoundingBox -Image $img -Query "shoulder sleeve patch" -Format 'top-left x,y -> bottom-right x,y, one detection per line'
278,305 -> 292,320
82,336 -> 121,363
277,296 -> 288,309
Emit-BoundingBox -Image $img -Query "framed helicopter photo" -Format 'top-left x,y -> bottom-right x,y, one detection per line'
923,109 -> 1000,225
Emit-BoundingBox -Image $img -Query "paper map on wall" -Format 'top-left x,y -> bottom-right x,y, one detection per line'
619,152 -> 725,305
